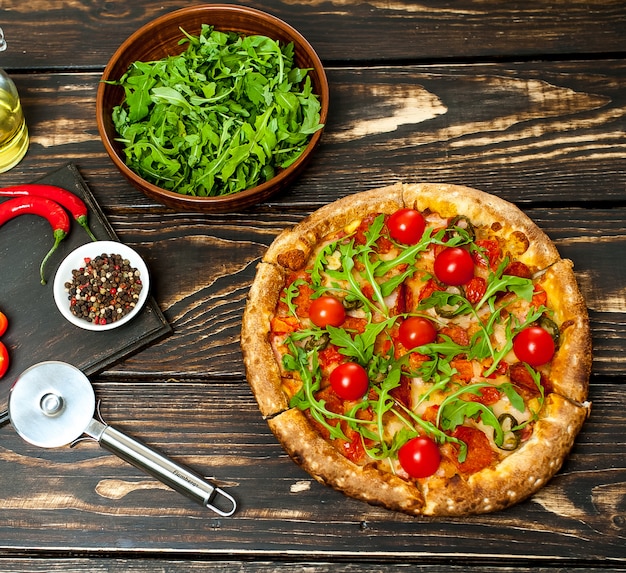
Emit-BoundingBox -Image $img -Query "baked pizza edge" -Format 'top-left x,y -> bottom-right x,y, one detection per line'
262,182 -> 406,267
241,260 -> 290,418
542,259 -> 592,403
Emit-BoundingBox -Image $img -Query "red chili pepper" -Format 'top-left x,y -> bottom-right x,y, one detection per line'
0,184 -> 97,241
0,196 -> 70,285
0,342 -> 8,379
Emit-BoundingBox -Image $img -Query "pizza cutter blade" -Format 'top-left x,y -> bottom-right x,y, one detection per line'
8,361 -> 237,517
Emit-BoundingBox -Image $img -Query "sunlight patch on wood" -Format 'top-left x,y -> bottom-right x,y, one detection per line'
280,0 -> 482,15
532,488 -> 588,520
4,0 -> 80,12
591,482 -> 626,528
590,292 -> 626,313
290,480 -> 312,493
449,133 -> 625,163
328,84 -> 447,142
31,119 -> 96,147
95,478 -> 169,500
326,76 -> 611,147
409,77 -> 610,148
2,491 -> 197,517
573,269 -> 626,313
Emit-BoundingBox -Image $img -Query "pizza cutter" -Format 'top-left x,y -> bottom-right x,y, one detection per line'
7,361 -> 237,517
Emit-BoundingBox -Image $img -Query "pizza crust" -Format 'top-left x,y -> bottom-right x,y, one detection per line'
263,184 -> 405,267
542,259 -> 592,403
267,394 -> 590,517
241,261 -> 290,417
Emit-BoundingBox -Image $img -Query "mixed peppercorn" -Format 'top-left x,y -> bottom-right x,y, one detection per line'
64,253 -> 143,326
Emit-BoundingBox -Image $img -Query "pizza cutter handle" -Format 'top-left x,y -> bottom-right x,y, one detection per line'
96,424 -> 237,517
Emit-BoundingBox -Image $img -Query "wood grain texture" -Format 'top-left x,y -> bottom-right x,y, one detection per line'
0,562 -> 623,573
0,0 -> 624,568
0,0 -> 625,68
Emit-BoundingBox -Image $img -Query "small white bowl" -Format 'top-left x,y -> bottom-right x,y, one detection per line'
53,241 -> 150,331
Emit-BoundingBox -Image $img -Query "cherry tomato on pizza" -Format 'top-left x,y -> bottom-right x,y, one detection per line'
513,326 -> 556,367
387,209 -> 426,245
398,316 -> 437,350
0,342 -> 8,379
309,296 -> 346,328
398,436 -> 441,478
329,362 -> 369,400
434,247 -> 475,286
0,311 -> 7,337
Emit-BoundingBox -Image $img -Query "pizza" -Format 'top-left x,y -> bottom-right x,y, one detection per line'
241,183 -> 592,516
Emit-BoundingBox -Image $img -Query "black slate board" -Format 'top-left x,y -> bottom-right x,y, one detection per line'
0,164 -> 172,409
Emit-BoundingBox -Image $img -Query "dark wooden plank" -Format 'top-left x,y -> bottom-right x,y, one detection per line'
0,380 -> 623,563
0,560 -> 623,573
0,561 -> 623,573
1,0 -> 623,567
4,59 -> 626,207
0,0 -> 625,69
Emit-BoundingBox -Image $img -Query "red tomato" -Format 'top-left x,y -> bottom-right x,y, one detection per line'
0,342 -> 9,379
398,316 -> 437,349
387,209 -> 426,245
513,326 -> 556,367
434,247 -> 475,286
398,436 -> 441,478
0,311 -> 7,337
472,239 -> 501,270
309,296 -> 346,328
531,284 -> 548,309
329,362 -> 369,400
465,276 -> 487,304
503,260 -> 532,278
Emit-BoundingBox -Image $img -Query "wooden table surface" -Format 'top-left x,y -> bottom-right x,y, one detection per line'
0,1 -> 625,571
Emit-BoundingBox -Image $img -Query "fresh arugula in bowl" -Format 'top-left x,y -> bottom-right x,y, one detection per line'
109,24 -> 324,197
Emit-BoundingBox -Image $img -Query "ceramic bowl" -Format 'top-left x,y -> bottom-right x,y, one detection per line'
53,241 -> 150,331
96,4 -> 328,212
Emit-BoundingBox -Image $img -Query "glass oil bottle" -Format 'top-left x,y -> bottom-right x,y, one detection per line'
0,27 -> 29,173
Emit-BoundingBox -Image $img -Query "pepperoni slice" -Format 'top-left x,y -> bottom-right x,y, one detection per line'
451,426 -> 497,474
